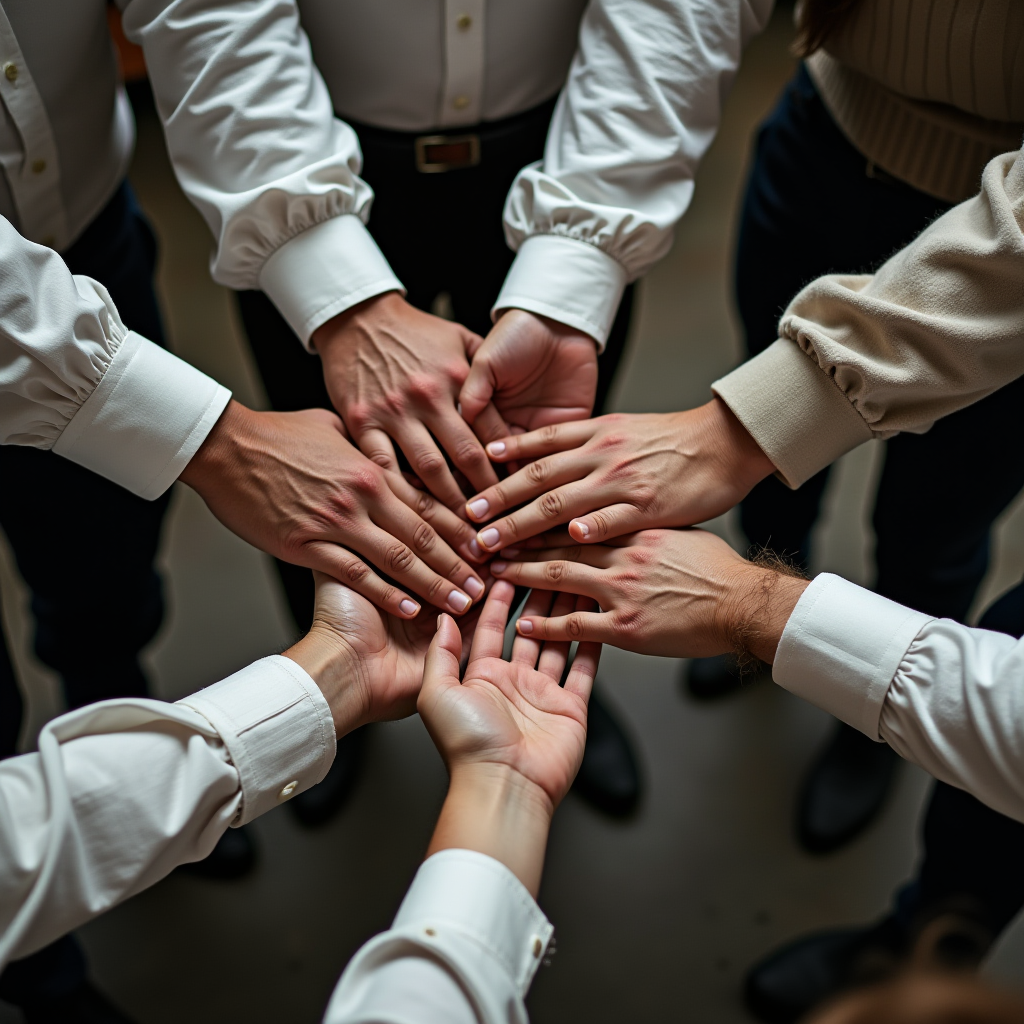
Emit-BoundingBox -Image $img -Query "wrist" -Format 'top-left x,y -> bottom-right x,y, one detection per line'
719,561 -> 810,665
427,762 -> 553,897
178,398 -> 252,494
283,625 -> 368,737
695,397 -> 776,493
312,290 -> 404,355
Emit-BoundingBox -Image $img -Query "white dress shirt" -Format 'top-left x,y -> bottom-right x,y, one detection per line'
774,573 -> 1024,824
0,215 -> 229,498
0,654 -> 335,969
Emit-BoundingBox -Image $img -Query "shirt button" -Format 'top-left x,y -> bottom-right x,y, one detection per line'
456,14 -> 472,29
452,95 -> 470,110
278,780 -> 298,801
4,63 -> 17,83
31,159 -> 46,174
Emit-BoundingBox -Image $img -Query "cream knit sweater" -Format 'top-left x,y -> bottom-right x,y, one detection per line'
808,0 -> 1024,201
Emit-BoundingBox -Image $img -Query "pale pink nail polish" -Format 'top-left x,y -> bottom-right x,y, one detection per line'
487,441 -> 506,457
400,599 -> 419,616
517,619 -> 533,635
574,520 -> 590,538
491,561 -> 507,574
469,538 -> 484,559
468,498 -> 490,520
479,528 -> 500,549
448,591 -> 471,612
464,577 -> 485,598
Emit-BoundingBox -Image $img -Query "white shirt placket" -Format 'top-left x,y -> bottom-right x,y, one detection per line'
439,0 -> 485,127
0,4 -> 68,250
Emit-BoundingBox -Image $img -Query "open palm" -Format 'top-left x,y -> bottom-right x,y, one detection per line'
418,580 -> 601,807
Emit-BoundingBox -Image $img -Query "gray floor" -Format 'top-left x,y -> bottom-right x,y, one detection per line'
3,7 -> 1024,1021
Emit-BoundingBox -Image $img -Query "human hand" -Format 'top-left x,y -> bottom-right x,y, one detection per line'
458,309 -> 599,445
313,291 -> 498,509
179,401 -> 485,618
465,398 -> 776,553
489,529 -> 808,663
418,580 -> 601,893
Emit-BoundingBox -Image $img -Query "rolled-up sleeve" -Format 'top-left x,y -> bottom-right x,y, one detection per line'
0,218 -> 230,498
496,0 -> 774,347
324,850 -> 553,1024
122,0 -> 404,348
0,655 -> 335,969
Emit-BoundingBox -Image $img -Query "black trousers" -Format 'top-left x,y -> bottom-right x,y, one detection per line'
736,67 -> 1024,936
0,181 -> 171,1003
238,98 -> 634,629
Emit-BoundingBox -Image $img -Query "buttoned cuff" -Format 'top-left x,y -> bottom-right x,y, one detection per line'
258,214 -> 405,349
494,235 -> 627,350
712,340 -> 873,489
52,332 -> 231,501
773,574 -> 933,740
177,655 -> 336,826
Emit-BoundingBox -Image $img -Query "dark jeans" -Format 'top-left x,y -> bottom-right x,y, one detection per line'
238,98 -> 634,629
0,181 -> 171,1004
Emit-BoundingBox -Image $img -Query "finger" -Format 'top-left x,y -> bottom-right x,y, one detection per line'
500,528 -> 576,554
510,589 -> 556,667
489,557 -> 606,602
302,541 -> 421,619
473,479 -> 606,552
425,407 -> 500,494
516,609 -> 613,645
535,591 -> 580,681
468,579 -> 517,663
499,544 -> 617,569
386,471 -> 488,563
356,427 -> 400,474
419,613 -> 464,706
469,401 -> 511,447
563,599 -> 602,702
483,420 -> 598,464
458,352 -> 499,425
569,503 -> 648,544
393,420 -> 469,511
464,453 -> 593,524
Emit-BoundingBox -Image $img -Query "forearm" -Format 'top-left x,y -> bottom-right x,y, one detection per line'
427,764 -> 553,898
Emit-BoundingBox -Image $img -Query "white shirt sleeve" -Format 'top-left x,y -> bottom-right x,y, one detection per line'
324,849 -> 553,1024
495,0 -> 775,347
0,217 -> 231,499
121,0 -> 404,348
0,655 -> 335,969
773,573 -> 1024,823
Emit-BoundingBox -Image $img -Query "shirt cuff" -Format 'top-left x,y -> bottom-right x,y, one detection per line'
773,574 -> 933,739
51,332 -> 231,501
177,655 -> 336,826
258,214 -> 405,349
712,340 -> 873,489
493,235 -> 627,350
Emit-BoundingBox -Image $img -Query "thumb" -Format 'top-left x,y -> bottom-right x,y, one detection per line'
459,352 -> 498,425
420,614 -> 463,705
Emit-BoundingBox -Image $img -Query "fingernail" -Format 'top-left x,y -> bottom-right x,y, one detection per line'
457,402 -> 463,417
436,614 -> 443,630
501,547 -> 520,558
469,538 -> 484,558
573,520 -> 590,538
491,560 -> 507,574
400,599 -> 419,616
467,498 -> 490,520
478,528 -> 500,549
517,619 -> 533,635
464,576 -> 485,598
487,441 -> 506,457
448,590 -> 471,612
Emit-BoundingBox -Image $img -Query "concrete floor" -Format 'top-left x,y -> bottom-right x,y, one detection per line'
3,5 -> 1024,1021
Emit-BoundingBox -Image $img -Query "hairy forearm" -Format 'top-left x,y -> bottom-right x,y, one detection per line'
722,561 -> 810,665
427,764 -> 553,898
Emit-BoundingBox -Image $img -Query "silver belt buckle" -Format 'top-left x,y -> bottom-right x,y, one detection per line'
414,133 -> 481,173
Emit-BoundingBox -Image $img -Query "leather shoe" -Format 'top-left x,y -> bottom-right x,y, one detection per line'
571,688 -> 641,817
744,909 -> 993,1023
18,980 -> 138,1024
797,721 -> 899,854
682,654 -> 769,701
289,725 -> 367,827
177,823 -> 256,881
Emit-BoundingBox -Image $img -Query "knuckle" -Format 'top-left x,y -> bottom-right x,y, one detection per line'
526,459 -> 550,485
544,561 -> 567,583
386,543 -> 416,574
344,559 -> 371,585
414,490 -> 435,517
540,424 -> 560,445
414,451 -> 448,478
453,439 -> 486,469
566,614 -> 584,639
408,375 -> 444,403
350,467 -> 382,496
539,490 -> 565,519
346,403 -> 373,432
426,575 -> 448,602
590,510 -> 611,538
412,521 -> 437,553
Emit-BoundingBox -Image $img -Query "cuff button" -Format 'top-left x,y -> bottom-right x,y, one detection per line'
278,780 -> 299,801
532,937 -> 543,958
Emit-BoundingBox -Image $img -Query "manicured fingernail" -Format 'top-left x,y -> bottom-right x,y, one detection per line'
478,528 -> 500,549
400,599 -> 419,616
448,590 -> 471,612
517,619 -> 533,635
491,561 -> 507,574
464,577 -> 485,598
436,614 -> 443,630
469,538 -> 484,558
487,441 -> 506,457
573,520 -> 590,538
467,498 -> 490,520
501,547 -> 520,558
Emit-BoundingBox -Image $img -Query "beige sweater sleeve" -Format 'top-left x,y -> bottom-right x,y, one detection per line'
712,145 -> 1024,489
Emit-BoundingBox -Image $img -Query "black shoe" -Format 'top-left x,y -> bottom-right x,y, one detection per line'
289,725 -> 367,828
18,980 -> 138,1024
177,823 -> 256,881
571,689 -> 641,818
682,654 -> 768,701
797,721 -> 899,854
744,910 -> 994,1023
